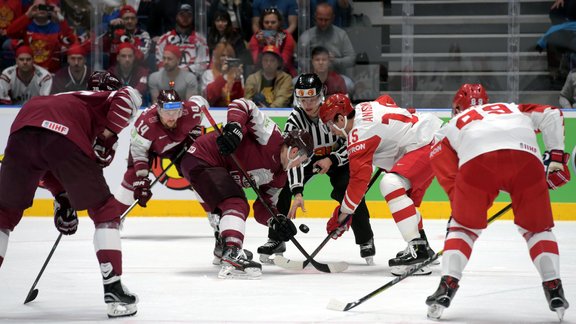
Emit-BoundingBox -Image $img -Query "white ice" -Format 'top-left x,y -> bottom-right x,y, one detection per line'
1,217 -> 575,324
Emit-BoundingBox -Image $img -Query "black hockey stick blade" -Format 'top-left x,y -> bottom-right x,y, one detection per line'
327,203 -> 513,311
24,288 -> 38,304
274,170 -> 383,272
24,233 -> 63,304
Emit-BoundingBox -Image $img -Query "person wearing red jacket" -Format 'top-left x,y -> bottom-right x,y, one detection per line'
201,42 -> 244,107
6,0 -> 77,73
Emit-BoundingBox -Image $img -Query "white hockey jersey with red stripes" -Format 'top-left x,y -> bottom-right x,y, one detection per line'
435,102 -> 565,167
341,101 -> 443,214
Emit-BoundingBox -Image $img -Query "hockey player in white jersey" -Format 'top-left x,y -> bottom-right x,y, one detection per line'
426,84 -> 570,321
318,93 -> 444,275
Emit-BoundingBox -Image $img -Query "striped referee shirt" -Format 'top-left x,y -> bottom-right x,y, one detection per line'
284,106 -> 348,195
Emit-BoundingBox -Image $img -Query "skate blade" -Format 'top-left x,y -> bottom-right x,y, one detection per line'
107,302 -> 137,318
364,256 -> 375,265
259,253 -> 282,265
555,307 -> 566,321
427,304 -> 445,320
390,265 -> 431,276
218,265 -> 262,280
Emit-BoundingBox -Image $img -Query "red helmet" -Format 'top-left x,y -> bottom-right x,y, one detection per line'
87,71 -> 122,91
375,94 -> 397,107
452,84 -> 488,114
283,129 -> 314,159
319,94 -> 353,124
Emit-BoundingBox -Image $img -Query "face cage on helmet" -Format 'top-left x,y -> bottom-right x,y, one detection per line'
285,145 -> 311,170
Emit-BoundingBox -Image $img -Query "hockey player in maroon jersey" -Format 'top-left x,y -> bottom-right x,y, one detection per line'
0,71 -> 142,318
115,90 -> 206,210
426,84 -> 570,321
318,93 -> 444,276
179,98 -> 314,279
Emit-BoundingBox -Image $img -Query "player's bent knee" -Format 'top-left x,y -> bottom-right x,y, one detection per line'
379,173 -> 411,199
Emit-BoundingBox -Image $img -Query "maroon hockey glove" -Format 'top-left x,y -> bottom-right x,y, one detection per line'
543,150 -> 571,189
93,131 -> 118,167
54,193 -> 78,235
133,177 -> 152,207
326,205 -> 352,239
216,122 -> 242,155
268,214 -> 297,242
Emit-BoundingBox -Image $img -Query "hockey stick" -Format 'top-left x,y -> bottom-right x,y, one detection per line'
120,146 -> 188,224
327,202 -> 513,311
201,106 -> 347,273
275,168 -> 384,271
23,233 -> 62,304
24,147 -> 188,304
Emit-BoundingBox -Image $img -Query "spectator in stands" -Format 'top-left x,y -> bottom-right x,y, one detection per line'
245,45 -> 293,108
0,45 -> 52,104
310,46 -> 348,95
298,3 -> 356,75
60,0 -> 91,50
0,0 -> 23,71
207,0 -> 253,42
6,0 -> 77,73
51,43 -> 90,94
559,62 -> 576,108
252,0 -> 297,35
536,0 -> 576,88
310,0 -> 353,28
149,44 -> 199,104
104,4 -> 152,67
249,8 -> 296,76
137,0 -> 180,39
201,42 -> 244,107
108,43 -> 149,98
155,3 -> 210,77
207,10 -> 251,66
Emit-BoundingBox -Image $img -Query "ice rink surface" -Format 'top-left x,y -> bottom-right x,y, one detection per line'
0,216 -> 575,324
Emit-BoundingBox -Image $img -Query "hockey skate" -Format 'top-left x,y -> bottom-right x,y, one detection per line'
426,275 -> 460,320
389,238 -> 431,276
212,231 -> 253,265
359,238 -> 376,265
218,246 -> 262,279
543,279 -> 570,321
101,263 -> 138,318
257,239 -> 286,264
395,229 -> 439,265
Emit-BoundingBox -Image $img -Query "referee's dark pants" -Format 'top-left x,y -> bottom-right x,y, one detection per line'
269,162 -> 374,245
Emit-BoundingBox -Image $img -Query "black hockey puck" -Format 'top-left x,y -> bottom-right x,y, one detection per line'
299,224 -> 310,233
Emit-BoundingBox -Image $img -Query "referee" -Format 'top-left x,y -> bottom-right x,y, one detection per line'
256,73 -> 376,264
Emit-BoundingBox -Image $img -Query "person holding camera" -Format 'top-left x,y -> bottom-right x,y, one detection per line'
103,5 -> 151,67
6,0 -> 77,73
249,8 -> 296,76
201,42 -> 244,107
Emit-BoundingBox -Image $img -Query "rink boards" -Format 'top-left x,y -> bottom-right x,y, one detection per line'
0,107 -> 575,220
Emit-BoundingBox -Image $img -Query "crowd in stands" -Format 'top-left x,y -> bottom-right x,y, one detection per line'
0,0 -> 356,107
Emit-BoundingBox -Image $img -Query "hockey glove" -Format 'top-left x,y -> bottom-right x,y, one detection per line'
133,177 -> 152,207
543,150 -> 571,189
54,193 -> 78,235
216,122 -> 243,155
93,131 -> 118,167
268,214 -> 297,242
326,205 -> 352,240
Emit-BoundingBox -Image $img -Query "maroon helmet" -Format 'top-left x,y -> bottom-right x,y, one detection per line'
87,71 -> 122,91
283,129 -> 314,160
452,84 -> 489,115
319,93 -> 353,124
157,89 -> 183,118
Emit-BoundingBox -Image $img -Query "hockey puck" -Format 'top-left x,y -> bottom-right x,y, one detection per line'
299,224 -> 310,233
